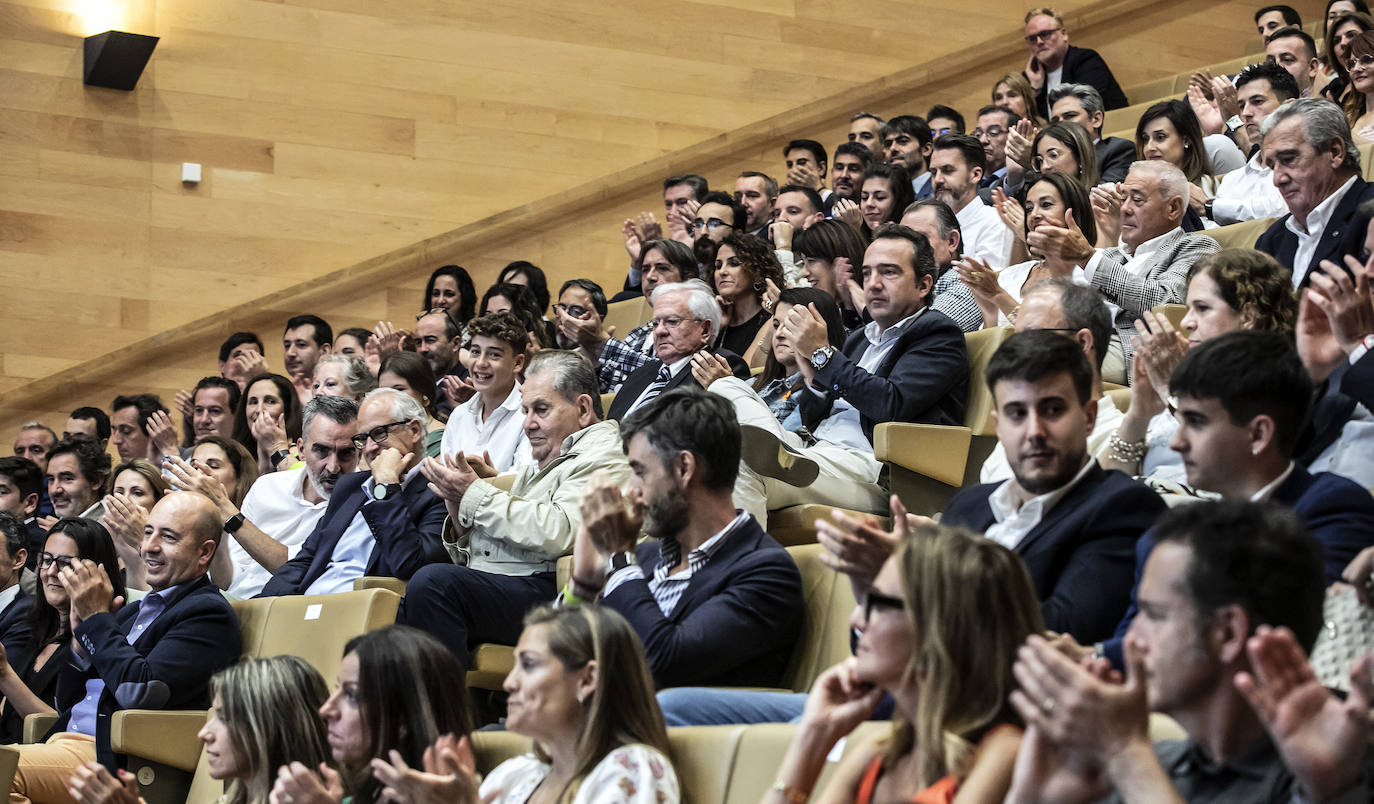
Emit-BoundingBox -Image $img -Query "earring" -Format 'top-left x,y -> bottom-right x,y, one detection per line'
753,280 -> 765,293
577,692 -> 587,704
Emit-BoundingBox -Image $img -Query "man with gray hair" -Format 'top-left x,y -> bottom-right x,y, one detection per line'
1041,160 -> 1220,364
259,387 -> 447,596
1049,83 -> 1135,183
606,279 -> 749,421
177,394 -> 362,599
399,350 -> 632,668
1255,97 -> 1374,286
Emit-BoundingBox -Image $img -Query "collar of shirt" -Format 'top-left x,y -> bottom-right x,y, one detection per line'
664,354 -> 694,378
0,583 -> 20,615
462,381 -> 522,423
861,308 -> 923,349
989,456 -> 1096,523
1287,174 -> 1358,237
912,172 -> 931,193
363,460 -> 424,499
1243,148 -> 1269,175
1249,461 -> 1296,502
656,510 -> 747,575
1117,226 -> 1182,260
1165,735 -> 1282,783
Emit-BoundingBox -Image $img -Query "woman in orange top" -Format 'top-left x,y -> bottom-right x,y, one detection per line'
767,522 -> 1044,804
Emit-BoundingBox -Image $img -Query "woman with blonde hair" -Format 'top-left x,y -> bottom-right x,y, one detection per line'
372,606 -> 679,804
991,72 -> 1044,129
770,521 -> 1044,803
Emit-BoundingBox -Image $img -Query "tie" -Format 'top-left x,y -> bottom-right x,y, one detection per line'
639,364 -> 673,407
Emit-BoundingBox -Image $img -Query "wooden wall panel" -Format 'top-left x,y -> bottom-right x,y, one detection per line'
0,0 -> 1323,438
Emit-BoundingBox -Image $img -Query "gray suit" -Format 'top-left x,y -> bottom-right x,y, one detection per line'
1090,228 -> 1220,361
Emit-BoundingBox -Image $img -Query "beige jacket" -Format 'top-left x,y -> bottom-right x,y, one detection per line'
445,420 -> 629,575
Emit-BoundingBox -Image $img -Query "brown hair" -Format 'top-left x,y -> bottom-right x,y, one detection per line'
1188,249 -> 1298,339
713,232 -> 785,303
194,435 -> 260,507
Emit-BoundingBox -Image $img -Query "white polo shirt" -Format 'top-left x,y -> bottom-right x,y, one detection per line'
227,467 -> 324,599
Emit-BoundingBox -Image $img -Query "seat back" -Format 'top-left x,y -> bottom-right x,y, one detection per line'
229,597 -> 274,658
472,730 -> 534,773
723,721 -> 886,804
603,298 -> 652,338
1207,217 -> 1275,250
780,545 -> 857,693
1362,141 -> 1374,181
963,326 -> 1012,435
670,725 -> 745,804
255,588 -> 402,683
1150,303 -> 1188,331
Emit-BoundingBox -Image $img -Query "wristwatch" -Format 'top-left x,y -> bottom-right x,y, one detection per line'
223,513 -> 245,534
1225,114 -> 1244,132
608,552 -> 637,574
269,448 -> 292,467
373,482 -> 402,501
811,345 -> 836,369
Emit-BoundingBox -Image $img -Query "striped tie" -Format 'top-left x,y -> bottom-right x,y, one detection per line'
639,364 -> 673,407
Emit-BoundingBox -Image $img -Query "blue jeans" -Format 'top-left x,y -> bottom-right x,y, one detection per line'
656,688 -> 895,727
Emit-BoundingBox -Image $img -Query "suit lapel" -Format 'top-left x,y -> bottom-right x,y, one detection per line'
1014,464 -> 1104,557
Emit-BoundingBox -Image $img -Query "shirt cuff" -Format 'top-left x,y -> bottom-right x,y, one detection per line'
1083,249 -> 1104,283
1210,197 -> 1241,225
1349,340 -> 1371,365
601,565 -> 644,599
456,478 -> 498,528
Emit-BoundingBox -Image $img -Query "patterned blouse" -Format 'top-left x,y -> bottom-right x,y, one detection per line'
479,744 -> 680,804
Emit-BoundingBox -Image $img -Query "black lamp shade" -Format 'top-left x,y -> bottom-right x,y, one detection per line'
83,30 -> 159,91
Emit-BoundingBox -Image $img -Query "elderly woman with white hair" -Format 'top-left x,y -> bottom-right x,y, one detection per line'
312,353 -> 376,402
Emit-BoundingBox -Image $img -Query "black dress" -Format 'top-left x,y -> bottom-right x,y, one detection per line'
719,307 -> 768,358
0,638 -> 69,744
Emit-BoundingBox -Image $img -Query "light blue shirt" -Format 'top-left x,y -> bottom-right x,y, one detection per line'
67,583 -> 179,737
303,462 -> 424,596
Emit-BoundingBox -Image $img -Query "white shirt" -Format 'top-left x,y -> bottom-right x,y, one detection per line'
0,583 -> 19,618
625,354 -> 692,415
227,467 -> 324,599
981,394 -> 1123,483
984,456 -> 1097,550
1212,149 -> 1287,225
955,197 -> 1013,266
811,309 -> 924,448
1309,400 -> 1374,489
994,260 -> 1088,326
440,382 -> 530,472
1047,66 -> 1064,92
303,462 -> 423,596
912,172 -> 932,197
1286,174 -> 1359,287
1250,461 -> 1296,502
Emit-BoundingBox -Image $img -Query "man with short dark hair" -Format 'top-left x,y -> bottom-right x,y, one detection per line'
282,314 -> 333,403
441,312 -> 531,472
1049,83 -> 1135,183
663,173 -> 708,240
930,133 -> 1012,264
734,171 -> 778,240
974,104 -> 1020,195
1023,6 -> 1127,117
218,332 -> 267,392
1202,61 -> 1298,223
63,409 -> 109,453
899,200 -> 984,333
0,457 -> 44,564
570,387 -> 803,688
689,190 -> 746,268
110,394 -> 169,463
926,104 -> 965,136
0,512 -> 32,672
772,184 -> 825,232
413,310 -> 466,417
942,330 -> 1165,643
1266,26 -> 1320,97
190,377 -> 239,442
783,139 -> 829,202
881,116 -> 935,199
830,142 -> 873,207
1255,4 -> 1302,40
12,423 -> 56,521
848,112 -> 884,154
42,436 -> 109,522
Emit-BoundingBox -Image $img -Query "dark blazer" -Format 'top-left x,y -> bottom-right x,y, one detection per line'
601,515 -> 803,689
942,463 -> 1166,644
260,470 -> 448,596
24,520 -> 45,571
1297,347 -> 1374,465
1103,465 -> 1374,668
0,590 -> 34,678
798,307 -> 968,442
1030,46 -> 1128,117
607,348 -> 750,422
1254,176 -> 1374,286
1096,136 -> 1135,183
51,575 -> 241,769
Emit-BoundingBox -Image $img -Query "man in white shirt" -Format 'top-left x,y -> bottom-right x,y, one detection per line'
202,395 -> 361,599
1206,62 -> 1297,224
1255,98 -> 1374,286
930,133 -> 1012,265
440,311 -> 531,472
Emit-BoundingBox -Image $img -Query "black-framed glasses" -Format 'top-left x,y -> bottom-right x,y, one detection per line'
39,552 -> 76,571
688,218 -> 732,236
1024,27 -> 1062,44
553,303 -> 592,319
863,590 -> 905,623
350,420 -> 410,449
649,316 -> 704,330
972,126 -> 1006,140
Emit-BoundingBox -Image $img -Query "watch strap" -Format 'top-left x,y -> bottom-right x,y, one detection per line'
270,448 -> 292,467
223,513 -> 246,534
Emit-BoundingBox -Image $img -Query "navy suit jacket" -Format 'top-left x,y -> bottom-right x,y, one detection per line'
607,348 -> 750,422
1103,465 -> 1374,668
942,463 -> 1166,644
601,515 -> 803,689
798,307 -> 968,443
1031,46 -> 1128,117
52,575 -> 241,769
260,470 -> 448,596
0,589 -> 34,678
1096,136 -> 1135,183
1298,349 -> 1374,465
1254,177 -> 1374,285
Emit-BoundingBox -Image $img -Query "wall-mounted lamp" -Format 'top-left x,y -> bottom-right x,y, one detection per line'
83,30 -> 158,91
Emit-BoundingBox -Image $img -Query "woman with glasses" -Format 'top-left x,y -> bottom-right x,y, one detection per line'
999,122 -> 1097,206
770,522 -> 1042,804
1319,11 -> 1374,103
1343,31 -> 1374,140
0,518 -> 124,743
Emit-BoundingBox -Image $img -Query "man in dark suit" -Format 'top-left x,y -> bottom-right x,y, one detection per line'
607,279 -> 750,422
260,387 -> 447,596
0,513 -> 32,672
0,457 -> 45,567
796,223 -> 969,441
569,388 -> 803,689
1048,83 -> 1135,183
1023,9 -> 1127,118
940,331 -> 1165,644
1255,98 -> 1374,287
1096,331 -> 1374,669
11,492 -> 240,797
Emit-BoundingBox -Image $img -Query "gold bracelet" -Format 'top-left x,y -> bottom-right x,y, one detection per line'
770,781 -> 809,804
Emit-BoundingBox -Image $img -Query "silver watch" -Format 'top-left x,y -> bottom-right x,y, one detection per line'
811,346 -> 836,369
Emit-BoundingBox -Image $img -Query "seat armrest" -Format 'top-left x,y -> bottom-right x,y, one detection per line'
111,710 -> 208,772
23,713 -> 58,744
873,423 -> 972,487
354,576 -> 407,596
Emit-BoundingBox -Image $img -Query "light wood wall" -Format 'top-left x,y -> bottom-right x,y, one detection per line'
0,0 -> 1322,439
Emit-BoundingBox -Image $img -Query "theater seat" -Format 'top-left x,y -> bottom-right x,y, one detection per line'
603,298 -> 652,339
466,557 -> 572,692
1207,218 -> 1276,250
779,545 -> 858,693
1151,303 -> 1188,331
765,504 -> 889,547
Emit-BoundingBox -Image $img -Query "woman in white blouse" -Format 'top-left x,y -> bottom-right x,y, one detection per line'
373,606 -> 680,804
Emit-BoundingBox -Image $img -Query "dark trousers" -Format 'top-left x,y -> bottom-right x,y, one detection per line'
399,564 -> 557,669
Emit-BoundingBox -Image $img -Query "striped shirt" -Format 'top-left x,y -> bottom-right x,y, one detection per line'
603,511 -> 748,616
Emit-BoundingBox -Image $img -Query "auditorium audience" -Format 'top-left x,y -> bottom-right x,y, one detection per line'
43,435 -> 109,521
880,116 -> 933,199
1267,26 -> 1322,98
931,134 -> 1013,265
311,354 -> 375,403
1049,83 -> 1135,183
439,312 -> 531,473
0,517 -> 123,745
260,388 -> 447,596
711,232 -> 785,364
270,625 -> 472,804
378,352 -> 446,457
900,200 -> 985,334
233,372 -> 304,476
771,524 -> 1040,803
1023,6 -> 1127,117
401,351 -> 629,669
1203,61 -> 1298,224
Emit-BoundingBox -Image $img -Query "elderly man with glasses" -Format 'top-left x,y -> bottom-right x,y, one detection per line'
258,387 -> 447,597
1022,6 -> 1127,118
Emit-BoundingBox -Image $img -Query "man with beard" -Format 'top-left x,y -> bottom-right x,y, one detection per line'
689,191 -> 746,270
929,133 -> 1012,264
43,436 -> 109,523
551,279 -> 609,353
829,141 -> 873,209
734,172 -> 777,241
413,309 -> 466,417
881,115 -> 935,199
181,395 -> 362,599
940,331 -> 1166,644
568,387 -> 804,689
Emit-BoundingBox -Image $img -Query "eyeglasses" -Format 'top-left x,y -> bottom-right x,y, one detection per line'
863,590 -> 905,623
553,303 -> 592,319
972,126 -> 1006,140
415,308 -> 460,331
1347,54 -> 1374,70
350,420 -> 411,449
649,316 -> 705,330
39,552 -> 76,571
688,218 -> 733,236
1024,27 -> 1062,44
931,127 -> 954,137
